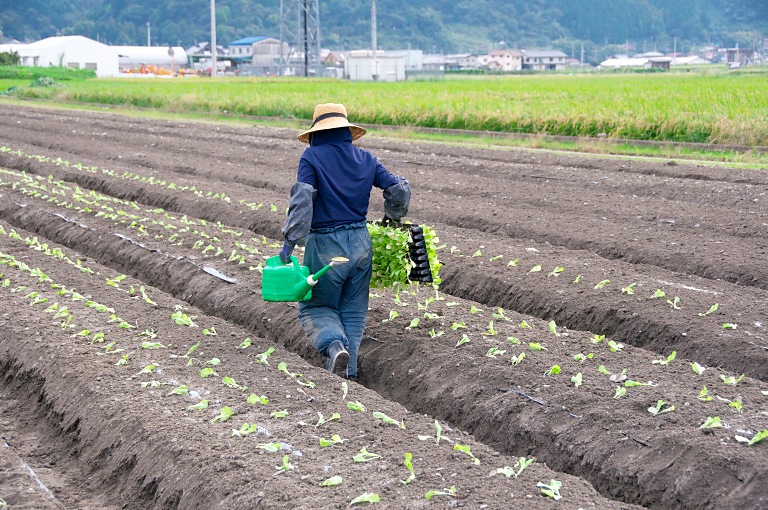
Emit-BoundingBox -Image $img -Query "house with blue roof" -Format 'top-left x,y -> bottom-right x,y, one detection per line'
228,36 -> 289,75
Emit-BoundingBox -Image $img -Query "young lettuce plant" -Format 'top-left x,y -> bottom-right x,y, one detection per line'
255,346 -> 276,364
496,457 -> 535,478
698,303 -> 719,317
401,452 -> 416,485
698,386 -> 713,402
247,394 -> 269,405
652,351 -> 677,365
548,266 -> 564,277
691,362 -> 706,375
372,411 -> 405,429
734,430 -> 768,446
319,434 -> 345,447
648,400 -> 675,415
353,447 -> 381,463
594,279 -> 610,289
537,480 -> 563,501
425,486 -> 457,501
350,493 -> 380,505
720,373 -> 745,385
455,334 -> 471,347
453,444 -> 480,464
418,420 -> 450,444
211,406 -> 235,423
315,412 -> 341,428
699,416 -> 723,429
320,476 -> 343,487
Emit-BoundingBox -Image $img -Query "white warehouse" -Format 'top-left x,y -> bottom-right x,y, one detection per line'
0,35 -> 119,77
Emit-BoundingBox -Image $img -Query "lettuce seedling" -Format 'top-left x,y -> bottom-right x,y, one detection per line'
537,480 -> 562,501
238,337 -> 252,349
137,364 -> 156,375
489,255 -> 503,261
621,282 -> 636,295
691,362 -> 706,375
271,410 -> 289,419
572,274 -> 582,283
200,367 -> 218,378
729,401 -> 743,413
722,323 -> 737,330
232,423 -> 259,437
350,493 -> 380,505
667,296 -> 681,310
141,341 -> 166,349
548,266 -> 564,277
698,303 -> 719,317
482,321 -> 497,336
699,416 -> 723,429
591,334 -> 605,344
486,347 -> 506,358
594,279 -> 610,289
450,321 -> 467,330
510,352 -> 526,365
608,340 -> 624,352
255,346 -> 276,364
167,385 -> 188,396
341,381 -> 348,400
529,342 -> 546,351
506,336 -> 520,345
454,444 -> 480,464
187,400 -> 209,411
347,401 -> 366,412
372,411 -> 405,429
211,406 -> 235,423
202,327 -> 218,336
652,351 -> 677,365
418,420 -> 449,445
320,476 -> 343,487
425,486 -> 457,501
171,309 -> 197,327
547,320 -> 561,337
315,412 -> 341,427
277,362 -> 302,378
598,365 -> 611,375
698,386 -> 712,401
571,373 -> 583,388
319,434 -> 345,447
650,289 -> 666,299
625,380 -> 657,388
455,334 -> 471,347
247,394 -> 269,405
401,452 -> 416,485
353,447 -> 381,463
519,320 -> 532,329
545,365 -> 561,376
471,250 -> 482,258
470,305 -> 484,314
720,374 -> 745,385
528,264 -> 542,273
614,387 -> 627,399
256,442 -> 282,453
278,455 -> 294,472
734,430 -> 768,446
573,353 -> 593,362
648,400 -> 675,415
406,318 -> 420,330
508,259 -> 518,267
428,329 -> 444,338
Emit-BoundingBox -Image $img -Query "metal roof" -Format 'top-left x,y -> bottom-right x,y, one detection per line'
521,50 -> 567,58
228,36 -> 271,46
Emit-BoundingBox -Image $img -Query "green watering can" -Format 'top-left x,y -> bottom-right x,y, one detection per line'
261,255 -> 348,302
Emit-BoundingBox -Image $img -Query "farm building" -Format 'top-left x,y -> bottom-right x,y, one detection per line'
345,50 -> 406,81
0,35 -> 119,77
521,50 -> 567,71
486,49 -> 523,71
111,46 -> 187,74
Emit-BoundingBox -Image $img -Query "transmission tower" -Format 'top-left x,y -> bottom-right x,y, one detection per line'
280,0 -> 321,77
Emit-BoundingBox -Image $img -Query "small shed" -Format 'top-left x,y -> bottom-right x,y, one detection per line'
1,36 -> 119,77
346,50 -> 406,81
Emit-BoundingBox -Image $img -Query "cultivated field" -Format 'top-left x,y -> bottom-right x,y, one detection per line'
0,103 -> 766,509
9,73 -> 768,145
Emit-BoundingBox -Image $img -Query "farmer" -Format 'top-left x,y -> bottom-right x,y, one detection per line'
280,103 -> 411,380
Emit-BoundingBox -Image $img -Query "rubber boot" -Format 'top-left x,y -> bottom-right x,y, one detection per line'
325,341 -> 349,378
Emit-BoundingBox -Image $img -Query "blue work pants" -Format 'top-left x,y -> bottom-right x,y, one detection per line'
299,223 -> 372,377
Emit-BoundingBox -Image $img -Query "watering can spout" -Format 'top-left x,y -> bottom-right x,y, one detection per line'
289,256 -> 349,301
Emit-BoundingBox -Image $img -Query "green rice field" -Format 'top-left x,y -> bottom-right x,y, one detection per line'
6,72 -> 768,146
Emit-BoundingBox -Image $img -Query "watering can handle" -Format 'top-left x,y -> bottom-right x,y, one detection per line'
292,255 -> 301,269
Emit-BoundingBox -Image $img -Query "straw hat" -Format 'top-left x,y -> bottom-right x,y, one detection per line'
298,103 -> 366,143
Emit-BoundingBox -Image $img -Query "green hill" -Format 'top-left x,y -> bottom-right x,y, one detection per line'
1,0 -> 766,58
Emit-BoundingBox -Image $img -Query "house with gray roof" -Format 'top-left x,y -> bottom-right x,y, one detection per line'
521,50 -> 567,71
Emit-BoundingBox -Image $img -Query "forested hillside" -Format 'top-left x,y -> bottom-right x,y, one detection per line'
1,0 -> 766,55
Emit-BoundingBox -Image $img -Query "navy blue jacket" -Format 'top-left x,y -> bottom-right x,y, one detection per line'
282,128 -> 410,246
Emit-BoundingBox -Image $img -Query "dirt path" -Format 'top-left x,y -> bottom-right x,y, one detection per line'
0,102 -> 766,510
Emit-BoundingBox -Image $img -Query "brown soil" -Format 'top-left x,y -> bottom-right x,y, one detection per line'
0,102 -> 766,510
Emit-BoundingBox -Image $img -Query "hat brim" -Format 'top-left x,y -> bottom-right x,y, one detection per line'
298,119 -> 366,143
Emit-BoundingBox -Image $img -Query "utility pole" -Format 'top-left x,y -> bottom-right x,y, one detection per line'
371,0 -> 378,80
210,0 -> 217,77
146,21 -> 151,46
